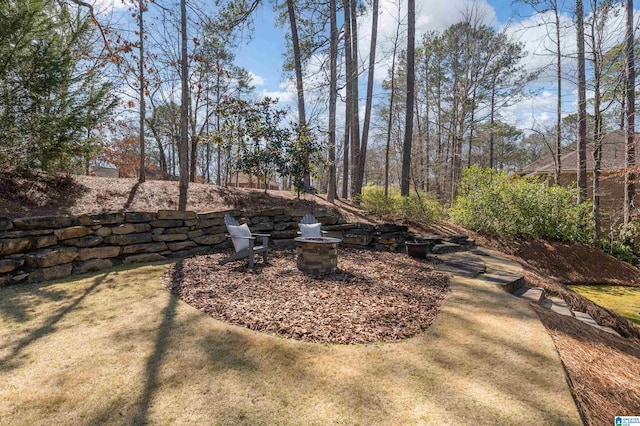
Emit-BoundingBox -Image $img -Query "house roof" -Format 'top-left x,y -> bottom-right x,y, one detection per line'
521,130 -> 635,174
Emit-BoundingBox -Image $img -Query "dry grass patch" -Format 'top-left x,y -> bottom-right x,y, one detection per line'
0,261 -> 580,425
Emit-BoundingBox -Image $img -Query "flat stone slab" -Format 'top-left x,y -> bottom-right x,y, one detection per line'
542,297 -> 573,317
432,242 -> 462,254
443,234 -> 469,244
513,286 -> 544,303
573,311 -> 599,327
596,326 -> 622,337
571,312 -> 622,337
417,234 -> 444,243
477,271 -> 525,292
436,262 -> 485,278
470,248 -> 493,257
436,255 -> 486,278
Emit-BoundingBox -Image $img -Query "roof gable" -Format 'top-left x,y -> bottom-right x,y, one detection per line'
521,130 -> 633,174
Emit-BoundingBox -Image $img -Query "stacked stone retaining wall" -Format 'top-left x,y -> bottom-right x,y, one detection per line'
0,208 -> 414,285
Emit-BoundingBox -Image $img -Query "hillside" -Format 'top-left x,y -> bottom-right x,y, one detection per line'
0,171 -> 374,223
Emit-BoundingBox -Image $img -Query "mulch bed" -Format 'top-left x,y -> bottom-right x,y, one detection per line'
532,304 -> 640,425
163,248 -> 450,344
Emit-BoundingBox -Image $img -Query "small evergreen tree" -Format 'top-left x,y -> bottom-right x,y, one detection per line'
0,1 -> 117,172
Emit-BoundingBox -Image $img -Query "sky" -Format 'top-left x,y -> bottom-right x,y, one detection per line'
93,0 -> 638,132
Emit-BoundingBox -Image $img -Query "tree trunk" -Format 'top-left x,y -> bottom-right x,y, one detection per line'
342,115 -> 349,198
149,122 -> 168,178
384,4 -> 401,197
489,80 -> 496,168
205,100 -> 211,183
286,0 -> 309,187
624,0 -> 635,225
355,0 -> 378,197
435,81 -> 442,198
400,0 -> 415,196
554,5 -> 562,184
589,1 -> 603,244
138,0 -> 146,183
215,67 -> 222,186
468,86 -> 476,167
424,60 -> 431,193
349,0 -> 361,198
620,91 -> 626,130
576,0 -> 588,203
415,101 -> 424,190
189,133 -> 198,182
343,0 -> 358,198
178,0 -> 189,211
327,0 -> 338,202
342,0 -> 352,199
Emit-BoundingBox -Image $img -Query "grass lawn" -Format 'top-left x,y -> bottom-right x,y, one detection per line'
0,262 -> 580,425
570,285 -> 640,326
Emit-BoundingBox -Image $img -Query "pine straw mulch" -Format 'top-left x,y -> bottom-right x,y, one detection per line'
163,248 -> 450,344
0,170 -> 376,224
531,304 -> 640,425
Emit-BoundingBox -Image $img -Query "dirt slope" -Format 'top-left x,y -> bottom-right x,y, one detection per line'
0,171 -> 373,223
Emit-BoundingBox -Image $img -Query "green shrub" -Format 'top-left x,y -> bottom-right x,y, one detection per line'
360,186 -> 444,226
601,239 -> 640,266
450,165 -> 595,244
618,216 -> 640,245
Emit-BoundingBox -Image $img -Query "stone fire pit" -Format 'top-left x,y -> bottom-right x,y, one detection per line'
294,236 -> 342,274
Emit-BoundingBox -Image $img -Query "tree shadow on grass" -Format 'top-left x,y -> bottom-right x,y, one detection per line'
0,281 -> 72,324
130,260 -> 180,426
0,272 -> 109,371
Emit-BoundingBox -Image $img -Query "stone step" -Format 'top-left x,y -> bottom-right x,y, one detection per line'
596,326 -> 622,337
572,311 -> 621,336
416,235 -> 443,244
573,311 -> 600,327
479,271 -> 525,293
461,238 -> 476,247
443,234 -> 469,245
470,249 -> 491,257
513,285 -> 544,303
435,253 -> 486,278
432,242 -> 462,254
542,297 -> 573,317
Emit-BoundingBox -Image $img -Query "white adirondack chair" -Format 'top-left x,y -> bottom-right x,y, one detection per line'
298,213 -> 326,237
219,215 -> 270,268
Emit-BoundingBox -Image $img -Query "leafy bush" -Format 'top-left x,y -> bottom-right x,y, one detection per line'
450,165 -> 595,244
601,239 -> 640,266
618,216 -> 640,245
360,186 -> 444,226
612,217 -> 640,266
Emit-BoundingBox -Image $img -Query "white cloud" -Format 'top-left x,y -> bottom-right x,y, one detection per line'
502,89 -> 560,129
257,80 -> 296,103
503,10 -> 576,84
249,72 -> 266,87
90,0 -> 129,14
